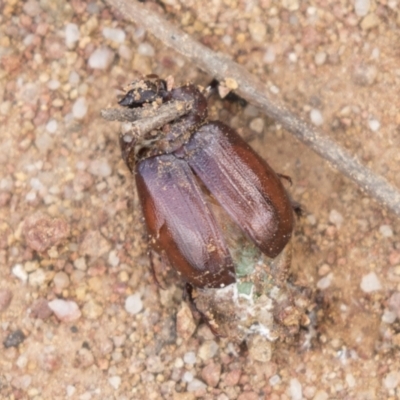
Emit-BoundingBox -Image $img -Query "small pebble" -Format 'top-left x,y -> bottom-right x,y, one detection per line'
48,79 -> 60,90
314,51 -> 327,65
53,272 -> 70,290
30,298 -> 52,319
329,209 -> 343,228
28,268 -> 46,286
282,0 -> 299,11
23,212 -> 70,252
378,224 -> 393,238
4,329 -> 26,348
88,47 -> 115,69
313,390 -> 329,400
145,356 -> 164,373
269,375 -> 281,386
65,23 -> 80,49
183,352 -> 197,365
182,371 -> 193,383
176,302 -> 197,341
353,64 -> 377,86
137,42 -> 155,57
317,273 -> 333,290
310,109 -> 324,126
102,27 -> 126,43
382,309 -> 396,324
249,118 -> 264,134
198,340 -> 219,361
72,97 -> 88,120
383,371 -> 400,390
248,22 -> 266,42
46,119 -> 58,134
0,289 -> 13,312
82,299 -> 103,320
187,378 -> 207,392
289,378 -> 302,400
388,292 -> 400,318
108,375 -> 122,390
74,257 -> 87,271
201,362 -> 221,387
125,293 -> 143,315
88,159 -> 112,177
48,299 -> 81,322
12,264 -> 28,282
108,250 -> 120,267
263,46 -> 276,64
360,272 -> 382,293
368,119 -> 380,132
354,0 -> 370,17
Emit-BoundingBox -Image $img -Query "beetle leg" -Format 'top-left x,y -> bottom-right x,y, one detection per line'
148,249 -> 170,290
183,283 -> 226,338
277,173 -> 293,186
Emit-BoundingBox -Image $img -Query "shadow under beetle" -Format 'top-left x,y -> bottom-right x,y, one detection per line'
118,76 -> 295,289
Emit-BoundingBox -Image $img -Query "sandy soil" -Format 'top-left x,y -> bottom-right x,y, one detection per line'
1,0 -> 400,399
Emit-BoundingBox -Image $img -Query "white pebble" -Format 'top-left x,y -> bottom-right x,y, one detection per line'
108,375 -> 122,390
263,46 -> 276,64
354,0 -> 370,17
137,42 -> 155,57
183,351 -> 197,365
69,71 -> 80,86
360,272 -> 382,293
289,378 -> 302,400
65,23 -> 80,49
182,371 -> 194,383
329,209 -> 343,228
48,80 -> 60,90
12,264 -> 28,282
108,250 -> 120,267
88,47 -> 115,70
317,273 -> 333,290
66,385 -> 76,397
16,354 -> 28,369
269,375 -> 281,386
368,118 -> 380,132
88,159 -> 112,177
46,119 -> 58,134
314,51 -> 327,65
382,309 -> 396,324
187,378 -> 207,392
48,299 -> 81,322
125,293 -> 143,315
74,257 -> 87,271
383,371 -> 400,390
72,97 -> 88,120
310,109 -> 324,126
379,224 -> 393,237
102,27 -> 126,43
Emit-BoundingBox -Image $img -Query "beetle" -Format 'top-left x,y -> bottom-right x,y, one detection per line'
118,76 -> 295,289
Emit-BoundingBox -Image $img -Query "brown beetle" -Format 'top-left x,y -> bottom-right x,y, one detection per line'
118,77 -> 294,289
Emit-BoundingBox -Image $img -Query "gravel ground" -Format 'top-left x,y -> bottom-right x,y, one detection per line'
1,0 -> 400,399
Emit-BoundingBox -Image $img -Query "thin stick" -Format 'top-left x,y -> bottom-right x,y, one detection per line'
105,0 -> 400,218
101,100 -> 192,123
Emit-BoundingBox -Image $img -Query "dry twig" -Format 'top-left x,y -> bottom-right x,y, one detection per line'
105,0 -> 400,218
101,100 -> 193,137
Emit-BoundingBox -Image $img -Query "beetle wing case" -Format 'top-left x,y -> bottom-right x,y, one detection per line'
135,153 -> 236,288
181,121 -> 294,258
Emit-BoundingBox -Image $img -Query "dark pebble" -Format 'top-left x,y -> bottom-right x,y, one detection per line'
3,329 -> 26,348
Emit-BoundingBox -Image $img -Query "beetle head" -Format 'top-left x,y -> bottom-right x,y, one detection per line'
118,76 -> 168,108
